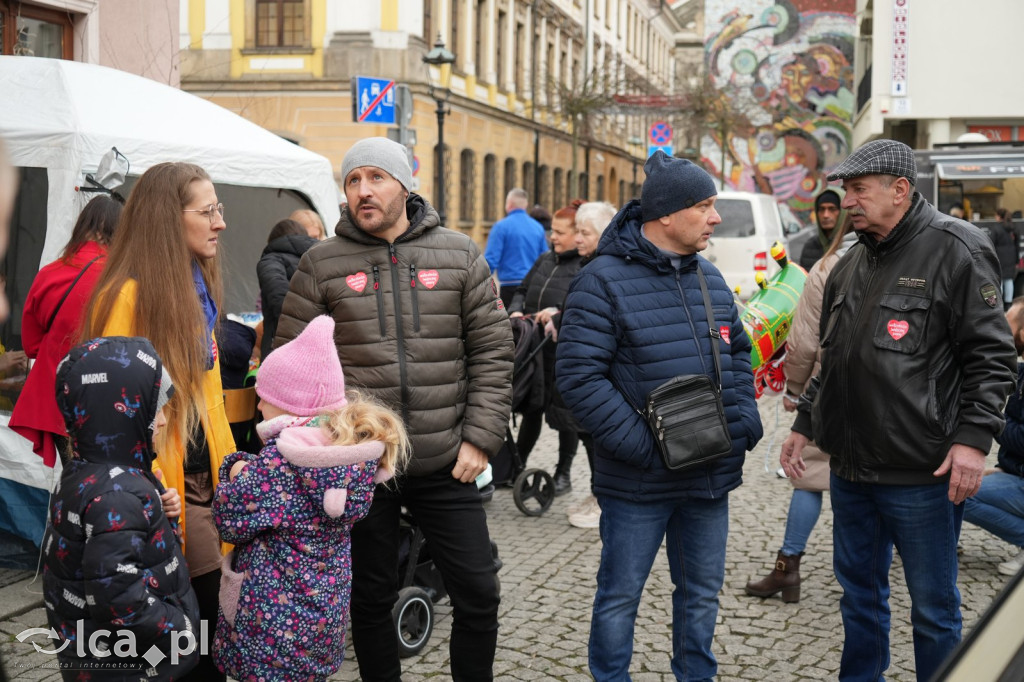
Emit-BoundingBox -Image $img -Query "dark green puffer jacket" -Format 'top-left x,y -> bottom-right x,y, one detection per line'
275,194 -> 514,476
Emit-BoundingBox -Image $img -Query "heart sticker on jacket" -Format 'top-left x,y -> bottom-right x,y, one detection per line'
346,272 -> 367,292
887,320 -> 909,340
417,270 -> 440,289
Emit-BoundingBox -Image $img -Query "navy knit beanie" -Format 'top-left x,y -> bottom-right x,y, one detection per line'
640,151 -> 718,222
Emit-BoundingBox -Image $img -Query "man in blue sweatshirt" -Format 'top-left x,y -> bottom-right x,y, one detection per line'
485,188 -> 548,307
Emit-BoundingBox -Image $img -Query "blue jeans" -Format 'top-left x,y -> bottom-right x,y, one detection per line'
964,471 -> 1024,547
830,474 -> 963,682
590,494 -> 729,681
781,489 -> 823,555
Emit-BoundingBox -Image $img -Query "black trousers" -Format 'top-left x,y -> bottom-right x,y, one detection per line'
178,569 -> 225,682
350,461 -> 500,681
516,409 -> 580,467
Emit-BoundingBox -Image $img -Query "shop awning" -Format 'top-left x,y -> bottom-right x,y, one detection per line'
935,156 -> 1024,180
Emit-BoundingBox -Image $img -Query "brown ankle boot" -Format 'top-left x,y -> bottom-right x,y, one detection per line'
744,552 -> 802,603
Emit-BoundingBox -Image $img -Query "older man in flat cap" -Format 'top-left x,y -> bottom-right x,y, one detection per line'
780,139 -> 1017,681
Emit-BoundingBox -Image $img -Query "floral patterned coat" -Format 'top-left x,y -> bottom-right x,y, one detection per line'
211,417 -> 387,681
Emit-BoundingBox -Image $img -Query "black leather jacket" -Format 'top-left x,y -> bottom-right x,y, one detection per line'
793,194 -> 1017,485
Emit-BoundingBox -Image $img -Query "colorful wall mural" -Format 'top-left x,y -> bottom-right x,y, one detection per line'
703,0 -> 856,226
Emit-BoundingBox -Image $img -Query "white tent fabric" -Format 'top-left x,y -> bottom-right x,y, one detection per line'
0,56 -> 341,265
0,56 -> 342,551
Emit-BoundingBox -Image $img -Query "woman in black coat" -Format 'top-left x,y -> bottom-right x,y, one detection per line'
508,200 -> 584,495
257,218 -> 320,360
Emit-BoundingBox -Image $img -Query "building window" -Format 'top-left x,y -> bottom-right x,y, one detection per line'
538,165 -> 550,210
619,179 -> 626,205
460,149 -> 476,223
1,1 -> 72,59
553,169 -> 564,209
504,158 -> 517,199
578,172 -> 588,199
522,161 -> 535,203
255,0 -> 305,48
596,175 -> 605,201
514,21 -> 525,93
475,0 -> 486,79
484,154 -> 498,222
566,171 -> 574,205
423,0 -> 433,43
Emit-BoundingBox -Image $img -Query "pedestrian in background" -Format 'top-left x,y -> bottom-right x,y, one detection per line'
528,203 -> 552,232
485,188 -> 548,307
276,137 -> 512,682
744,214 -> 856,603
963,296 -> 1024,576
556,151 -> 762,680
509,199 -> 584,495
290,207 -> 326,240
256,217 -> 319,362
83,162 -> 236,681
44,336 -> 199,681
564,200 -> 617,529
798,188 -> 844,270
213,316 -> 409,682
780,139 -> 1017,682
11,195 -> 122,467
993,207 -> 1018,308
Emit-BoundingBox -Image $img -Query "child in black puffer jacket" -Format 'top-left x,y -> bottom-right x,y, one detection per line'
42,336 -> 200,681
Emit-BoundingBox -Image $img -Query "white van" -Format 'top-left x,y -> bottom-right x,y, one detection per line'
704,191 -> 789,299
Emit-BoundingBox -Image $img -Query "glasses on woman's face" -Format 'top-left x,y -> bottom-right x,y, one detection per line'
182,203 -> 225,224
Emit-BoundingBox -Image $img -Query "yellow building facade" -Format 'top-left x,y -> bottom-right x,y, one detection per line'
181,0 -> 680,243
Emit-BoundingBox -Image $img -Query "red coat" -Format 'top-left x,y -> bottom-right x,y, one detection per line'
10,241 -> 107,466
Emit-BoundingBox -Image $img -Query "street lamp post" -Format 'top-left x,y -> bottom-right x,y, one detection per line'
422,35 -> 456,225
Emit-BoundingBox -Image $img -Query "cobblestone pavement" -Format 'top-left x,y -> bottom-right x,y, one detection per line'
2,394 -> 1019,680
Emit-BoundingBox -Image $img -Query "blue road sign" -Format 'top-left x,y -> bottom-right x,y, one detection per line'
355,76 -> 396,124
649,144 -> 673,158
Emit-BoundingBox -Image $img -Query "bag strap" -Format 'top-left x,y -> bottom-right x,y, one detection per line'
695,264 -> 723,391
46,255 -> 101,331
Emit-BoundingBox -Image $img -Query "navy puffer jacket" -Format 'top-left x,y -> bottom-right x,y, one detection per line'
555,201 -> 762,501
43,336 -> 199,680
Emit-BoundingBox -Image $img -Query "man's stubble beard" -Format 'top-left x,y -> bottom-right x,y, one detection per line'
352,191 -> 407,235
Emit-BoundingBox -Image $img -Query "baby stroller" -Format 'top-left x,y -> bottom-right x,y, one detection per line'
393,507 -> 503,657
489,316 -> 557,517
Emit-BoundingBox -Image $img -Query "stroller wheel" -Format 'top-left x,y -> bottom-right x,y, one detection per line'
512,468 -> 555,516
393,586 -> 434,658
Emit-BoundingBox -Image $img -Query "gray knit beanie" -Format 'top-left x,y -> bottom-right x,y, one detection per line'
341,137 -> 413,191
640,151 -> 718,222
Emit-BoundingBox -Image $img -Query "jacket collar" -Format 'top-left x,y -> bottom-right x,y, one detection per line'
597,199 -> 699,273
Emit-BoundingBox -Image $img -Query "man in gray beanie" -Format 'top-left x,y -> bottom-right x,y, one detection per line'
555,150 -> 762,679
780,138 -> 1017,681
275,136 -> 513,681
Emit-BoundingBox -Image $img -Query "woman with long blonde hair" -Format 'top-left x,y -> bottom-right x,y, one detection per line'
83,161 -> 234,681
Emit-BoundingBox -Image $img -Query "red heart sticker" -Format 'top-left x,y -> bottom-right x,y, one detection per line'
346,272 -> 367,292
719,326 -> 731,345
887,320 -> 909,340
417,269 -> 440,289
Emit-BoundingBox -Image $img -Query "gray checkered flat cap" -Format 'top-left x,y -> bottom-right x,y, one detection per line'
827,139 -> 916,185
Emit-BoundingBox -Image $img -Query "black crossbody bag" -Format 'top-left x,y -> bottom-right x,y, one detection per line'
633,266 -> 733,471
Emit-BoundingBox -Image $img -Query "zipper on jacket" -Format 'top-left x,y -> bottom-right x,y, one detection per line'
409,263 -> 421,332
372,265 -> 386,338
387,243 -> 411,423
840,253 -> 878,471
535,261 -> 560,312
675,269 -> 711,377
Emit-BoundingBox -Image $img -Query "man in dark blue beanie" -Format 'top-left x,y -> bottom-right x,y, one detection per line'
555,150 -> 762,680
798,188 -> 845,270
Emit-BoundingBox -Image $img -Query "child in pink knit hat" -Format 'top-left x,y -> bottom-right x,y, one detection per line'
211,315 -> 409,682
